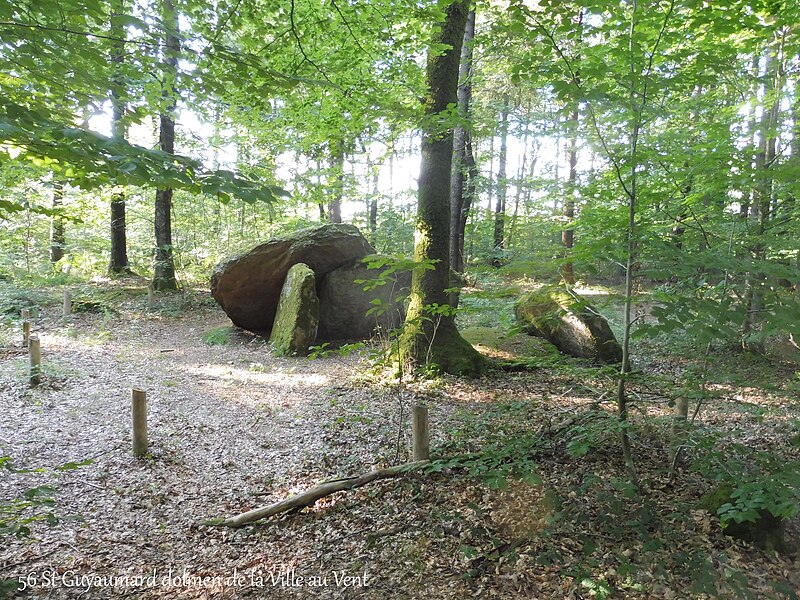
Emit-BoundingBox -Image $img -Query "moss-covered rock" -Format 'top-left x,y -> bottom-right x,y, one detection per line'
698,483 -> 787,553
514,286 -> 622,363
269,263 -> 319,356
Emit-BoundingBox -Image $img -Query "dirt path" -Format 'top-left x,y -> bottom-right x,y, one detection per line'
1,302 -> 446,599
3,294 -> 799,599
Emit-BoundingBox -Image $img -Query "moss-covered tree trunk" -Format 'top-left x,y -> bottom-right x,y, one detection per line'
399,0 -> 485,377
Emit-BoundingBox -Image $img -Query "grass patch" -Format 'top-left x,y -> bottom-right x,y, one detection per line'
201,326 -> 236,346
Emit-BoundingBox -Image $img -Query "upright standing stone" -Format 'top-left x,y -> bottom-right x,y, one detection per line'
269,263 -> 319,356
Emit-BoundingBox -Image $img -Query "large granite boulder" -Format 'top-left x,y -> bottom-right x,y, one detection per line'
317,256 -> 412,341
515,286 -> 622,363
269,263 -> 319,356
211,224 -> 375,332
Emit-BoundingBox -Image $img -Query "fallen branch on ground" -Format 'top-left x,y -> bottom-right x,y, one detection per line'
213,460 -> 430,528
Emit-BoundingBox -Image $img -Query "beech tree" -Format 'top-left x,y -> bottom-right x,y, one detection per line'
449,9 -> 477,274
399,0 -> 485,377
108,0 -> 130,274
152,0 -> 179,291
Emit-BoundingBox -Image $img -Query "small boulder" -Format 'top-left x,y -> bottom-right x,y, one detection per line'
269,263 -> 319,356
317,256 -> 411,341
698,483 -> 786,553
515,286 -> 622,363
211,224 -> 375,332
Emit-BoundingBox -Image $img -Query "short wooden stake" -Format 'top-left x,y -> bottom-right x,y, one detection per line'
147,284 -> 156,310
21,309 -> 30,347
412,405 -> 430,461
132,389 -> 149,458
63,289 -> 72,316
28,335 -> 41,386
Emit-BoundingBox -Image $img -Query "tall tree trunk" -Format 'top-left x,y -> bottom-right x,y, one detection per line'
743,49 -> 780,347
399,0 -> 484,377
562,104 -> 578,284
369,180 -> 378,240
507,109 -> 531,249
108,0 -> 131,274
449,9 -> 476,274
492,94 -> 510,266
152,0 -> 178,291
486,136 -> 494,219
615,3 -> 644,487
211,105 -> 222,236
49,180 -> 65,264
792,68 -> 800,295
329,139 -> 344,223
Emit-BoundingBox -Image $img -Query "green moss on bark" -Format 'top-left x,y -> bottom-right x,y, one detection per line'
400,299 -> 486,377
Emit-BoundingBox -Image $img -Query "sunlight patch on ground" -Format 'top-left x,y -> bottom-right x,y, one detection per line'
185,363 -> 329,388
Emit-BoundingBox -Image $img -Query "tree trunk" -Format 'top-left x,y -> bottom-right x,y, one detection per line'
743,50 -> 779,347
460,131 -> 479,267
49,181 -> 65,263
329,139 -> 344,223
152,0 -> 179,291
108,0 -> 131,275
615,4 -> 643,487
486,136 -> 494,219
792,70 -> 800,295
492,94 -> 510,266
506,110 -> 529,249
449,9 -> 475,274
399,0 -> 484,377
562,104 -> 578,284
369,166 -> 378,239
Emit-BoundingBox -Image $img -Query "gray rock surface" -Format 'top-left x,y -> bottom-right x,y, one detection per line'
317,256 -> 411,341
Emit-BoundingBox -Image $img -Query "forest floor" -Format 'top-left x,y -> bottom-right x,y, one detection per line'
1,276 -> 799,599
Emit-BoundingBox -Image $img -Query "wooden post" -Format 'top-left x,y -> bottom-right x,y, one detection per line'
412,405 -> 430,461
63,289 -> 72,316
132,389 -> 148,458
147,284 -> 156,310
28,335 -> 41,386
21,309 -> 30,347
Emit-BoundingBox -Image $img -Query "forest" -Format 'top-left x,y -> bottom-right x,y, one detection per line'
1,0 -> 800,597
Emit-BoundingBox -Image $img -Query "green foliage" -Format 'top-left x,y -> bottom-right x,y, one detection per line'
692,432 -> 800,525
0,456 -> 92,538
201,326 -> 235,346
0,285 -> 53,315
0,456 -> 89,595
432,400 -> 543,490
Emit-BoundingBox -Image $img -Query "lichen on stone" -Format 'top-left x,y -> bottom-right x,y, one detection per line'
269,263 -> 319,356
